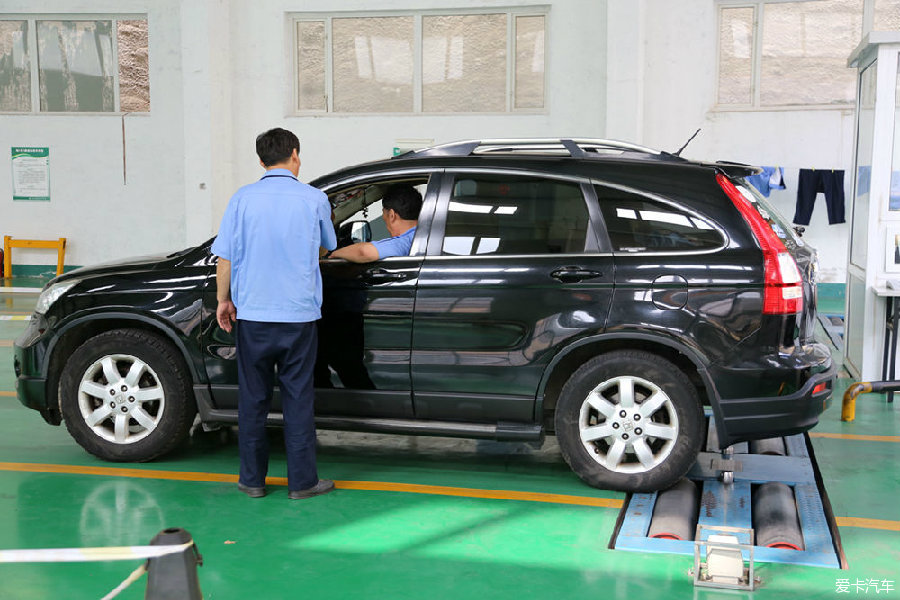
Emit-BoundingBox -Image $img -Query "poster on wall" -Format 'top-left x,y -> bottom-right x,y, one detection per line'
11,147 -> 50,202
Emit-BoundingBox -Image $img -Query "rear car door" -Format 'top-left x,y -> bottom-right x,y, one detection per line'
411,171 -> 614,423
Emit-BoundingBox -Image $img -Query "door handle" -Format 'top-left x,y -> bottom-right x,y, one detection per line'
363,268 -> 410,284
550,267 -> 602,283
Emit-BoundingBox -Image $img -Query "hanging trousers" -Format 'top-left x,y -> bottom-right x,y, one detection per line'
236,319 -> 319,491
793,168 -> 845,225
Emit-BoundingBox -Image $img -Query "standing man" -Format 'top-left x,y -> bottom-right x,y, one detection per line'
212,128 -> 337,500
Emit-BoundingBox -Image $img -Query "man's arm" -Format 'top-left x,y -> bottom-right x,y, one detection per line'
328,242 -> 380,263
215,258 -> 237,333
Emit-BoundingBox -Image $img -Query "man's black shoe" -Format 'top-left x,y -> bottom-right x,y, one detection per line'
237,482 -> 266,498
288,479 -> 335,500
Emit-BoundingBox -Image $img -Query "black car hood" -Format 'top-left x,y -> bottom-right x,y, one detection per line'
54,252 -> 182,284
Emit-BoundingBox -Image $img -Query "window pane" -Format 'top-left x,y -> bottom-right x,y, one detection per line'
718,7 -> 755,105
443,176 -> 590,256
297,21 -> 325,111
760,0 -> 861,106
117,19 -> 149,112
333,16 -> 413,112
423,14 -> 506,113
0,20 -> 31,111
596,187 -> 723,252
38,20 -> 114,112
515,15 -> 544,109
874,0 -> 900,31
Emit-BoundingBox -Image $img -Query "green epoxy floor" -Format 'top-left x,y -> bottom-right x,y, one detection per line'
1,287 -> 898,599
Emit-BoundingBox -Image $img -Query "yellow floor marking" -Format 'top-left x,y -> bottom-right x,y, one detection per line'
835,517 -> 900,532
810,432 -> 900,443
0,341 -> 13,347
0,462 -> 623,508
1,463 -> 898,530
0,391 -> 16,397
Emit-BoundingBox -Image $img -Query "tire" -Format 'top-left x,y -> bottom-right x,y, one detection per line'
59,328 -> 196,462
554,350 -> 703,492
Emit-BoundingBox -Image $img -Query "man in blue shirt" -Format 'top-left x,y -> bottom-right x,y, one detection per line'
326,184 -> 422,262
212,128 -> 337,500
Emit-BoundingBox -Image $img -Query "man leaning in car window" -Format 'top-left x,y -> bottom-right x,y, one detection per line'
325,184 -> 422,262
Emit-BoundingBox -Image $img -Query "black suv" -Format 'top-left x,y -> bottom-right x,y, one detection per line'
13,139 -> 835,492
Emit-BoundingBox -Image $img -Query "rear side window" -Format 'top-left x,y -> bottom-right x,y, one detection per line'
442,175 -> 591,256
595,185 -> 723,252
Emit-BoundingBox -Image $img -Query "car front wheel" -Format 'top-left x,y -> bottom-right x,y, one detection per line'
60,329 -> 195,462
554,350 -> 703,492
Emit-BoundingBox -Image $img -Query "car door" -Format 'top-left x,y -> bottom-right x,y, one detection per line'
314,172 -> 440,418
200,172 -> 439,419
411,171 -> 615,423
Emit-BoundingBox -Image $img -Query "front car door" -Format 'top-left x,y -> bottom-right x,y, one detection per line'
411,170 -> 615,424
314,172 -> 440,418
199,171 -> 439,419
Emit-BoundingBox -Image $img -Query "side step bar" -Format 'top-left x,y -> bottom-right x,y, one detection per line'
194,386 -> 543,442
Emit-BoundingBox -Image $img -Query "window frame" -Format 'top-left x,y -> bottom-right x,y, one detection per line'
0,13 -> 149,115
290,7 -> 549,116
714,0 -> 860,111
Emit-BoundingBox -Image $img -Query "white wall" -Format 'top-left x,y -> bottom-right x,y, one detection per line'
219,0 -> 609,235
1,0 -> 860,283
614,0 -> 855,283
0,0 -> 188,268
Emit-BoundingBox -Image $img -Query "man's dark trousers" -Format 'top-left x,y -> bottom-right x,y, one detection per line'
236,319 -> 318,491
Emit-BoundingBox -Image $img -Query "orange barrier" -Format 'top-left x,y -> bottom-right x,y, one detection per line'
3,236 -> 66,277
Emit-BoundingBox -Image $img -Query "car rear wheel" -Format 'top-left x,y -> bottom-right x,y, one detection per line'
554,350 -> 703,492
60,328 -> 195,462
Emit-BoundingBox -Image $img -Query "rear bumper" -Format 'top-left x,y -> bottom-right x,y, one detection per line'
713,355 -> 835,447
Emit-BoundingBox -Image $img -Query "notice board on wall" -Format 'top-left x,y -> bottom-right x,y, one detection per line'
11,147 -> 50,202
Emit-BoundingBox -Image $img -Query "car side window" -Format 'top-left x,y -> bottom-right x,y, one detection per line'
329,178 -> 429,247
595,185 -> 723,252
442,175 -> 591,256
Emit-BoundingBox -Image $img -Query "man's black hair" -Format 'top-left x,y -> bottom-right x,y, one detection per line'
256,128 -> 300,167
382,184 -> 423,221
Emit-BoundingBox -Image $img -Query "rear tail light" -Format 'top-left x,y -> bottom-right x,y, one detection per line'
717,174 -> 803,315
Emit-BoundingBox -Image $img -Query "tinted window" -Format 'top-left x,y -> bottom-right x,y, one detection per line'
596,186 -> 723,252
443,175 -> 590,256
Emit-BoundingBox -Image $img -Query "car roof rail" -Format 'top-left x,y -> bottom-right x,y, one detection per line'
394,138 -> 671,159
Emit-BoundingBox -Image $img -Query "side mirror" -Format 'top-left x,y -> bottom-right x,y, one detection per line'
337,220 -> 372,247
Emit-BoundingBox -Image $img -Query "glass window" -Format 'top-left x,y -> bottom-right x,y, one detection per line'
596,186 -> 723,252
296,20 -> 325,111
6,17 -> 148,113
0,20 -> 31,111
117,19 -> 149,112
38,20 -> 115,112
330,178 -> 429,245
874,0 -> 900,31
293,10 -> 547,114
850,62 -> 876,267
422,14 -> 506,112
333,16 -> 414,112
443,175 -> 590,256
760,0 -> 860,106
717,7 -> 755,105
515,15 -> 545,109
717,0 -> 862,108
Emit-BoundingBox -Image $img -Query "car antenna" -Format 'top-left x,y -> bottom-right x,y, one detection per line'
674,128 -> 701,157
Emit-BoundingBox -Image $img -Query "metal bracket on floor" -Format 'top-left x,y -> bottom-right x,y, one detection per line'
692,525 -> 757,591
